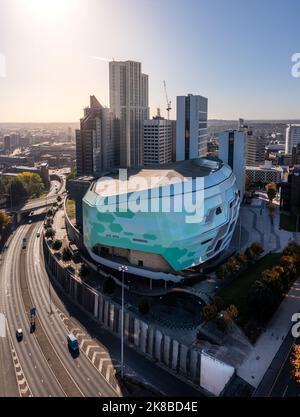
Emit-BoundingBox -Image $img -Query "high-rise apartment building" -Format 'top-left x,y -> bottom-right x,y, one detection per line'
219,130 -> 246,200
143,110 -> 173,165
109,60 -> 149,168
176,94 -> 208,161
76,95 -> 119,177
246,135 -> 266,166
285,124 -> 300,154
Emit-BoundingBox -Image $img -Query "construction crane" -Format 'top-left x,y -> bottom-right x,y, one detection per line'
163,80 -> 171,120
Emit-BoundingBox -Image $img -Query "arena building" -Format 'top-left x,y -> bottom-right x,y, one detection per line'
82,158 -> 240,282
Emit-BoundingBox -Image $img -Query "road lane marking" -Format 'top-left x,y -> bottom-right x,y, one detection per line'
0,313 -> 6,337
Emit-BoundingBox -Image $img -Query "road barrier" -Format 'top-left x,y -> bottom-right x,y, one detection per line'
43,232 -> 235,396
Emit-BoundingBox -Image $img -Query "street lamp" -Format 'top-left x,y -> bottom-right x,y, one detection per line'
118,265 -> 127,379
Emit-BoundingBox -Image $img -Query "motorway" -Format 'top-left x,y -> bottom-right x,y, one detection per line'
0,175 -> 203,398
0,179 -> 118,397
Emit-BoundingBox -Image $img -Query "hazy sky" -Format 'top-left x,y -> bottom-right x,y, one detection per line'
0,0 -> 300,122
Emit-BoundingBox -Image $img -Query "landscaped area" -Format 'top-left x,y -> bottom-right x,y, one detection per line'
66,198 -> 76,221
218,252 -> 282,326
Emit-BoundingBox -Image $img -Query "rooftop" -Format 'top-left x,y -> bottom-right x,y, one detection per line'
93,158 -> 223,196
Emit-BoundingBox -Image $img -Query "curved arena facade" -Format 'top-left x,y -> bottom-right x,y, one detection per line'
82,158 -> 240,282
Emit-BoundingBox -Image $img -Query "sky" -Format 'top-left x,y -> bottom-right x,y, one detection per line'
0,0 -> 300,122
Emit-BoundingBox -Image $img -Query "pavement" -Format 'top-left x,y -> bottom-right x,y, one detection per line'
237,277 -> 300,388
255,328 -> 300,397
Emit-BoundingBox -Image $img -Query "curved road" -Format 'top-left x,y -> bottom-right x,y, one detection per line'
0,177 -> 117,397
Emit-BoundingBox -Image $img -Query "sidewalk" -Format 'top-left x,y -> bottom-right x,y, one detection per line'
236,277 -> 300,388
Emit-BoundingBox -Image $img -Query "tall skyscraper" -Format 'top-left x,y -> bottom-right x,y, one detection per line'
76,95 -> 119,177
109,60 -> 149,168
246,135 -> 266,166
176,94 -> 208,161
218,130 -> 246,200
285,124 -> 300,154
143,109 -> 173,165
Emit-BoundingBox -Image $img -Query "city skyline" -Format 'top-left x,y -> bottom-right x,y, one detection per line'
1,0 -> 300,122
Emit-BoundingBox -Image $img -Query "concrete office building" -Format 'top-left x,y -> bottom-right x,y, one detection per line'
109,60 -> 149,168
246,135 -> 266,166
285,124 -> 300,154
143,110 -> 173,165
76,95 -> 119,177
218,130 -> 246,201
176,94 -> 208,161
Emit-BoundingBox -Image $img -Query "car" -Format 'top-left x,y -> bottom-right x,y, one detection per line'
16,328 -> 23,341
36,232 -> 40,238
28,220 -> 32,224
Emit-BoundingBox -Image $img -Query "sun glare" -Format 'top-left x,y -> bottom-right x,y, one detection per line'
21,0 -> 73,19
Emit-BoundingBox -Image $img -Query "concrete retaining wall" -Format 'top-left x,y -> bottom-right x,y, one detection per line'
43,236 -> 235,396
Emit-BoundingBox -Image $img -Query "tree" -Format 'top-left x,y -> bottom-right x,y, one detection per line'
245,247 -> 255,262
202,304 -> 218,322
45,227 -> 55,239
265,183 -> 277,203
261,267 -> 284,298
52,239 -> 62,251
250,242 -> 264,257
10,178 -> 28,205
0,210 -> 11,237
226,304 -> 239,322
57,195 -> 62,202
17,172 -> 45,198
138,298 -> 150,315
62,246 -> 72,262
226,256 -> 240,275
103,277 -> 115,294
291,344 -> 300,384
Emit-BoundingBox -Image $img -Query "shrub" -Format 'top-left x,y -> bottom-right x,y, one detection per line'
62,246 -> 72,262
45,227 -> 55,239
52,239 -> 62,251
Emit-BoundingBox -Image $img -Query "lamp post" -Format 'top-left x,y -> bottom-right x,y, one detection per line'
118,265 -> 127,379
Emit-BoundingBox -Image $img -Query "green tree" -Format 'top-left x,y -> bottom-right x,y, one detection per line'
17,172 -> 45,198
45,227 -> 55,239
62,246 -> 72,262
52,239 -> 62,251
10,178 -> 28,205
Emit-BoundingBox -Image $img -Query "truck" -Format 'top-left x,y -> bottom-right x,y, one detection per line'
67,333 -> 79,353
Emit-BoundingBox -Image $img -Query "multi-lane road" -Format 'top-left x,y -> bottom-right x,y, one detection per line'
0,177 -> 202,398
0,179 -> 118,397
